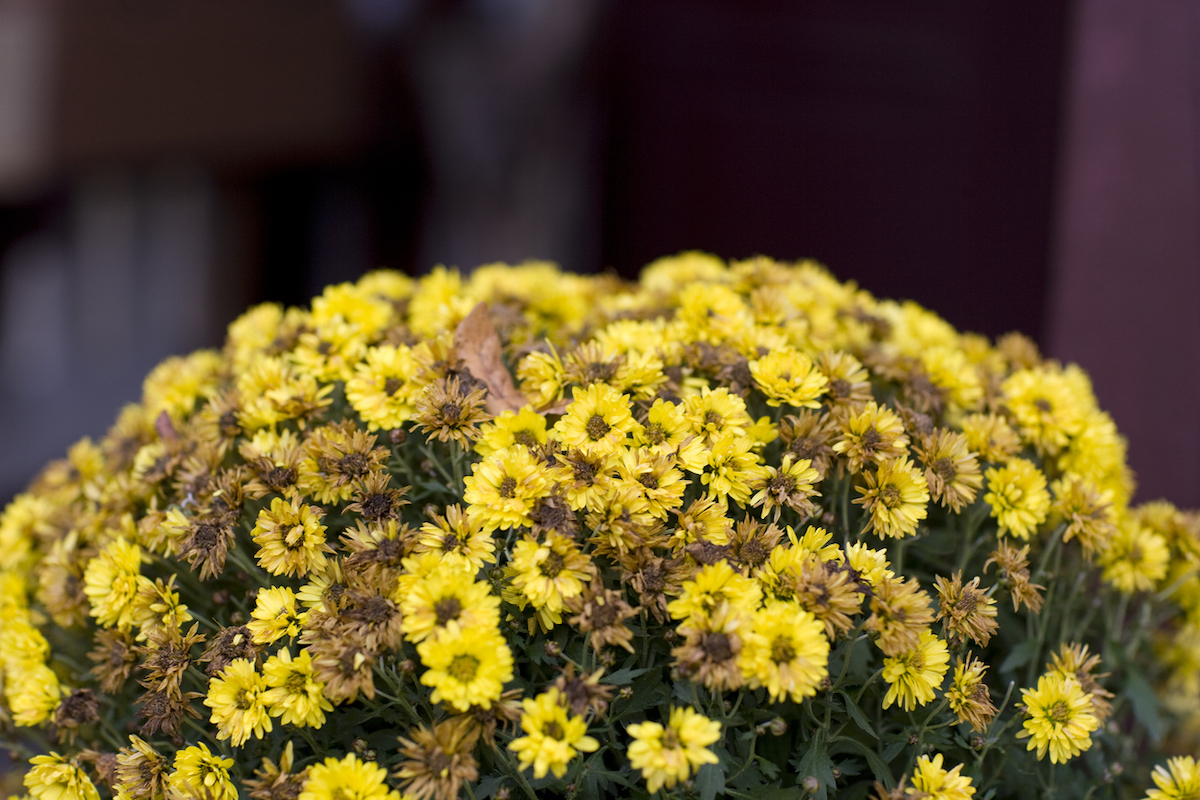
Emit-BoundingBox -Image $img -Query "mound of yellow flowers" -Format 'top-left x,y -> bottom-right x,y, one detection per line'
3,254 -> 1198,800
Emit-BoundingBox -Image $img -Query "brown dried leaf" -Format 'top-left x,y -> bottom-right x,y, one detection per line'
454,302 -> 529,414
155,411 -> 178,443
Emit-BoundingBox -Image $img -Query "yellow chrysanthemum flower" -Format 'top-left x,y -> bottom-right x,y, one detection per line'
416,623 -> 514,711
881,629 -> 950,711
248,586 -> 306,645
312,281 -> 393,337
299,753 -> 401,800
262,648 -> 334,728
668,561 -> 762,623
83,537 -> 147,630
909,752 -> 976,800
400,570 -> 501,644
855,456 -> 930,539
506,533 -> 593,624
748,347 -> 829,408
204,658 -> 273,746
553,383 -> 636,456
626,706 -> 721,793
509,688 -> 600,779
24,753 -> 100,800
8,660 -> 62,727
168,743 -> 238,800
984,458 -> 1051,540
414,505 -> 496,572
739,600 -> 830,702
474,408 -> 549,458
1003,367 -> 1087,456
702,434 -> 770,507
832,401 -> 909,474
920,345 -> 983,411
1100,517 -> 1169,594
1146,756 -> 1200,800
634,398 -> 707,474
463,446 -> 551,532
1017,672 -> 1100,764
684,387 -> 752,447
345,344 -> 420,431
960,412 -> 1022,464
251,496 -> 332,578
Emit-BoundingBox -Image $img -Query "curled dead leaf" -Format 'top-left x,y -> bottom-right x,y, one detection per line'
453,302 -> 532,415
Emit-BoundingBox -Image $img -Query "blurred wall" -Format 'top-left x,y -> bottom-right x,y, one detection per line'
1046,0 -> 1200,508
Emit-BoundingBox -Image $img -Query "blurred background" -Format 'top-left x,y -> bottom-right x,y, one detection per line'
0,0 -> 1196,507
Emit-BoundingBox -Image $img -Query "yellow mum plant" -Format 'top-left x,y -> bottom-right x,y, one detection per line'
2,254 -> 1198,800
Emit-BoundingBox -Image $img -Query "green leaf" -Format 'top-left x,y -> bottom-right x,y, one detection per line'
999,640 -> 1040,674
604,667 -> 648,685
830,737 -> 894,790
792,735 -> 836,800
472,775 -> 504,800
1125,669 -> 1165,743
695,762 -> 726,800
839,692 -> 878,739
881,739 -> 907,762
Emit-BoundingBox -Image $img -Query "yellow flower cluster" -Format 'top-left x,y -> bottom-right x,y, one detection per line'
1,252 -> 1196,799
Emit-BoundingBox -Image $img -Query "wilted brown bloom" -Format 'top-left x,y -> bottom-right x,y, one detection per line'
622,552 -> 687,623
553,665 -> 615,719
781,559 -> 863,640
817,351 -> 872,410
865,574 -> 935,656
53,689 -> 99,744
467,689 -> 524,747
529,492 -> 580,539
778,410 -> 837,478
198,625 -> 259,678
984,539 -> 1044,613
135,687 -> 202,742
89,630 -> 138,694
175,516 -> 235,581
562,341 -> 626,390
566,579 -> 638,653
37,536 -> 89,629
345,472 -> 410,523
240,433 -> 305,499
916,430 -> 983,513
934,571 -> 998,647
77,750 -> 119,790
136,624 -> 206,694
302,420 -> 390,501
899,363 -> 946,416
171,441 -> 225,509
1054,478 -> 1116,559
329,575 -> 405,652
307,636 -> 376,704
396,717 -> 481,800
672,605 -> 746,691
342,519 -> 414,578
414,375 -> 491,446
726,517 -> 786,573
